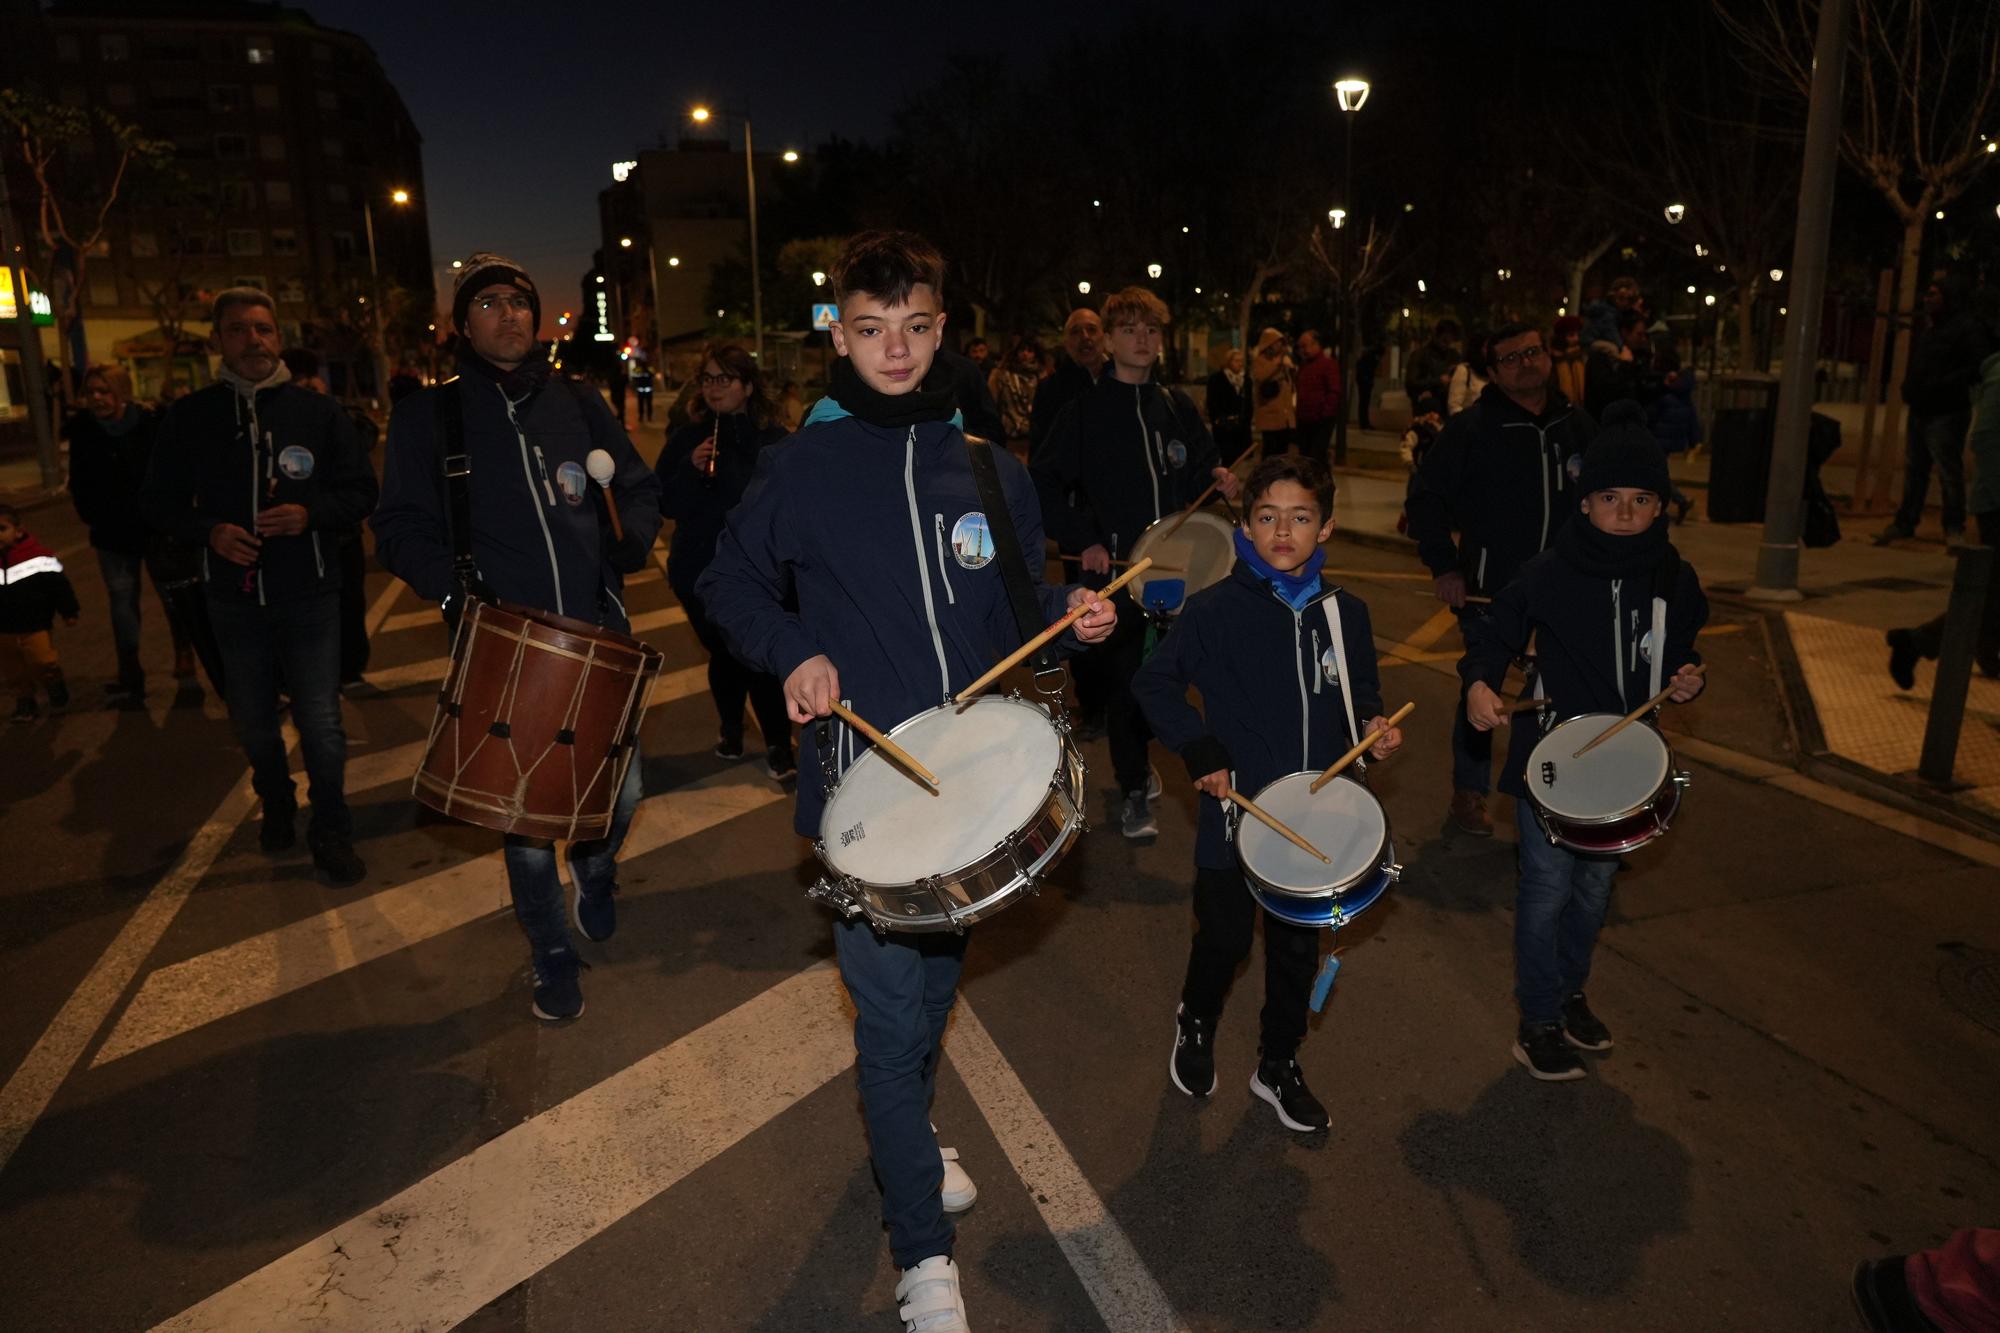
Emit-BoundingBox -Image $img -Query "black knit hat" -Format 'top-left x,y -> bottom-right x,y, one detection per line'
451,252 -> 539,333
1577,401 -> 1670,495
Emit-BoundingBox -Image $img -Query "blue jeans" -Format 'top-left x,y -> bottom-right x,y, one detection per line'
96,547 -> 152,685
208,590 -> 349,836
501,749 -> 644,956
1452,609 -> 1494,794
834,918 -> 967,1269
1893,409 -> 1972,534
1513,800 -> 1618,1025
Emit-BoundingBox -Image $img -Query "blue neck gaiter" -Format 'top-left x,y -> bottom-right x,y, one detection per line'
1234,528 -> 1326,611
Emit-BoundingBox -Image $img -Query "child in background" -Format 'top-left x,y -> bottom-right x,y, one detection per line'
0,503 -> 80,723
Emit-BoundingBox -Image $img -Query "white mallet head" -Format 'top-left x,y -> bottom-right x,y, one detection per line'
585,448 -> 615,488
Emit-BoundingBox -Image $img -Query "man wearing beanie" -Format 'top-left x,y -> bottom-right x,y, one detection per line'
1456,402 -> 1709,1081
372,252 -> 663,1023
1406,319 -> 1597,837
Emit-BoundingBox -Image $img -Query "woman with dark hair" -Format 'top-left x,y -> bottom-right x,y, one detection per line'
657,343 -> 795,778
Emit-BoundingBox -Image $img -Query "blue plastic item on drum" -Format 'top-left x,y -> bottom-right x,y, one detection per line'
1141,578 -> 1187,615
1234,770 -> 1400,929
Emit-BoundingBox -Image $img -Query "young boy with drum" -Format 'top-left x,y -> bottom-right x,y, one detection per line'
1459,403 -> 1708,1082
1131,456 -> 1402,1133
697,230 -> 1115,1333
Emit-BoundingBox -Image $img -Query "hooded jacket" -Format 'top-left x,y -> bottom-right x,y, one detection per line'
0,532 -> 82,634
1459,541 -> 1708,799
695,398 -> 1077,835
66,406 -> 159,556
140,379 -> 376,605
1405,382 -> 1597,595
372,361 -> 661,629
1132,562 -> 1382,868
1029,373 -> 1220,564
1029,355 -> 1099,450
657,411 -> 786,599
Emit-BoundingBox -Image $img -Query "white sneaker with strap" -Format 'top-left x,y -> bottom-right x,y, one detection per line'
933,1124 -> 977,1212
895,1255 -> 969,1332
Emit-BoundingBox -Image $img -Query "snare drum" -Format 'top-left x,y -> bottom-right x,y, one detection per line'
415,599 -> 663,840
808,693 -> 1086,933
1524,714 -> 1690,854
1235,772 -> 1400,929
1127,510 -> 1235,615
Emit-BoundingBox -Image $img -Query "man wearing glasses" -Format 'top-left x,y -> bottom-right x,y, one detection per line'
1405,320 -> 1597,838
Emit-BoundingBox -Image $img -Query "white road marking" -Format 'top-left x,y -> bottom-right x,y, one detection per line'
92,767 -> 788,1065
364,578 -> 405,636
951,996 -> 1189,1333
152,962 -> 855,1332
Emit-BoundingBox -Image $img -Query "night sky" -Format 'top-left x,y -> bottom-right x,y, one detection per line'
302,0 -> 1148,329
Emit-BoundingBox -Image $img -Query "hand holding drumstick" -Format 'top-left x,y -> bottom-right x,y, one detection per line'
783,655 -> 940,790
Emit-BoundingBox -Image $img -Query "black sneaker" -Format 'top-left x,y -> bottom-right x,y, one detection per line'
259,805 -> 298,853
1120,791 -> 1158,840
1562,992 -> 1614,1051
571,878 -> 617,943
531,947 -> 587,1021
1886,629 -> 1919,691
1250,1055 -> 1330,1132
713,737 -> 745,761
1169,1005 -> 1216,1097
763,745 -> 797,782
308,830 -> 366,887
1513,1022 -> 1587,1081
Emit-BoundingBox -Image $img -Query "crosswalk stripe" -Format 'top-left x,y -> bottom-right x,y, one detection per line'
92,766 -> 789,1066
152,961 -> 854,1332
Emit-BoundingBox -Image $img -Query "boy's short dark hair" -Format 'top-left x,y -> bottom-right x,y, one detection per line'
0,501 -> 20,525
1101,285 -> 1170,329
1243,455 -> 1335,519
831,230 -> 945,309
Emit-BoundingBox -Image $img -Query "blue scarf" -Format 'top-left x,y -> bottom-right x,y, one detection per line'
1233,528 -> 1326,610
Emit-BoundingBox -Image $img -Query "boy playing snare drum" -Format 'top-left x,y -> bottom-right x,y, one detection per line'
1458,403 -> 1708,1081
1132,457 -> 1401,1132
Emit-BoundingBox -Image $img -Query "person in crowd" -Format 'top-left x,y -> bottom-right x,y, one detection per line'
1,502 -> 79,724
1646,340 -> 1700,525
1405,319 -> 1462,418
1404,319 -> 1596,838
1133,454 -> 1401,1132
1447,328 -> 1491,417
1460,407 -> 1706,1080
1204,346 -> 1253,464
1032,285 -> 1240,840
1355,340 -> 1382,431
935,339 -> 1006,442
698,229 -> 1115,1333
606,361 -> 629,427
963,336 -> 992,372
631,359 -> 657,423
988,336 -> 1040,456
281,348 -> 377,687
776,379 -> 804,431
66,363 -> 198,703
1031,308 -> 1107,451
1877,271 -> 1992,548
1294,329 -> 1343,466
1250,327 -> 1297,456
1549,315 -> 1588,407
373,253 -> 661,1020
658,343 -> 794,779
1586,310 -> 1661,421
387,365 -> 423,405
142,288 -> 378,886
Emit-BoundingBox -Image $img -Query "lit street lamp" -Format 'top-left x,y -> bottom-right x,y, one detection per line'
688,103 -> 789,364
362,186 -> 412,403
1146,263 -> 1162,279
1077,280 -> 1092,295
1332,75 -> 1368,464
1664,201 -> 1687,224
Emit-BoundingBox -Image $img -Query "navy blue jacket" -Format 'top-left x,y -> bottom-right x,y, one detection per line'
1132,562 -> 1383,869
1459,546 -> 1708,798
696,402 -> 1077,835
372,372 -> 661,630
657,412 -> 786,600
1031,374 -> 1220,565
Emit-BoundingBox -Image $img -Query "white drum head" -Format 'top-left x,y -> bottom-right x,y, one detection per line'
1237,772 -> 1387,895
821,696 -> 1060,886
1130,511 -> 1236,606
1526,715 -> 1671,819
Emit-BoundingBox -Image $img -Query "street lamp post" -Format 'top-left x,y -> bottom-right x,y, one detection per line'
1333,77 -> 1370,465
361,187 -> 409,404
692,106 -> 764,365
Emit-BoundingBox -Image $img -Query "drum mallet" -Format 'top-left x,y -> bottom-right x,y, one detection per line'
1572,663 -> 1706,759
585,449 -> 624,543
1309,701 -> 1416,793
954,558 -> 1152,705
1225,787 -> 1330,864
828,700 -> 940,792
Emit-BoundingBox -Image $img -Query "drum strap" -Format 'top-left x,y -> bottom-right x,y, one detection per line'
1318,596 -> 1361,750
966,437 -> 1063,687
435,378 -> 480,624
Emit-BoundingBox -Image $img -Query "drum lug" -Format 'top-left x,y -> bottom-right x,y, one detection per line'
1384,861 -> 1404,883
1671,770 -> 1691,790
920,876 -> 968,935
805,876 -> 864,919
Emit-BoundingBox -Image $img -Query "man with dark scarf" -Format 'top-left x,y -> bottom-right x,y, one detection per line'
1458,403 -> 1708,1082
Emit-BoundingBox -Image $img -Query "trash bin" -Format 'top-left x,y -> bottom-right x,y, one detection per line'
1705,375 -> 1782,523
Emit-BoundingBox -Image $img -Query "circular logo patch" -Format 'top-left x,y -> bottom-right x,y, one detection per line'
950,512 -> 994,569
1638,629 -> 1656,664
277,445 -> 315,480
1320,646 -> 1342,685
556,460 -> 588,506
1166,439 -> 1188,469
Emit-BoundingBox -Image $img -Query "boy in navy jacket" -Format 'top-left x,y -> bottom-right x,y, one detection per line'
697,231 -> 1115,1333
1460,403 -> 1709,1081
1132,457 -> 1402,1133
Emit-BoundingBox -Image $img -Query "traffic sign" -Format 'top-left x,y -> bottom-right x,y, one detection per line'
811,302 -> 837,330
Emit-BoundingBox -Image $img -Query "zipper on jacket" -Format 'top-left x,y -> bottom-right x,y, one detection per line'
531,445 -> 558,506
502,388 -> 566,616
311,532 -> 324,578
902,428 -> 951,700
1135,388 -> 1161,520
1310,628 -> 1323,694
1610,578 -> 1625,703
931,514 -> 957,605
1477,548 -> 1489,588
1291,609 -> 1312,767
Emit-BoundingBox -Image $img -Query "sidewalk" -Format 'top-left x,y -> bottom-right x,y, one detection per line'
1328,428 -> 2000,832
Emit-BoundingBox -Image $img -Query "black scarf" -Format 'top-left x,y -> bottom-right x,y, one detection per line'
827,356 -> 957,429
458,345 -> 553,401
1554,515 -> 1675,580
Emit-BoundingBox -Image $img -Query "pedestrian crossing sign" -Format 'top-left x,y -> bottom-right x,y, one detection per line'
811,303 -> 837,330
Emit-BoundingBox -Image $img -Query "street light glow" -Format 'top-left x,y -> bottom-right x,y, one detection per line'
1770,268 -> 1784,282
1077,281 -> 1092,295
1664,202 -> 1687,224
450,259 -> 462,269
595,275 -> 605,285
612,159 -> 637,182
1694,243 -> 1708,257
783,150 -> 800,163
1193,286 -> 1201,294
1092,199 -> 1101,208
669,256 -> 681,267
390,188 -> 410,205
1704,293 -> 1717,306
691,105 -> 712,123
1147,263 -> 1163,279
1497,268 -> 1512,280
1328,208 -> 1347,229
1935,208 -> 1946,219
1416,279 -> 1427,293
811,270 -> 826,286
1333,77 -> 1371,113
619,237 -> 633,248
1687,285 -> 1697,294
1181,225 -> 1190,233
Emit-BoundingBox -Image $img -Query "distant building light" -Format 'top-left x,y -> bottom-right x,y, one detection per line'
619,237 -> 633,248
1416,279 -> 1426,294
612,159 -> 638,182
1146,263 -> 1162,279
1077,280 -> 1091,295
1193,286 -> 1202,294
1703,293 -> 1717,307
668,256 -> 681,267
811,270 -> 826,286
450,259 -> 462,269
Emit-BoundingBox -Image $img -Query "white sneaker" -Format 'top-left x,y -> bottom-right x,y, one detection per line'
940,1144 -> 977,1212
895,1255 -> 969,1332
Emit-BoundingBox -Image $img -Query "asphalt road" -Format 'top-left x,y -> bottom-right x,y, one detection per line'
1,476 -> 1996,1332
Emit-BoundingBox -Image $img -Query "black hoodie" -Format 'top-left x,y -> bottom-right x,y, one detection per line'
1030,374 -> 1220,567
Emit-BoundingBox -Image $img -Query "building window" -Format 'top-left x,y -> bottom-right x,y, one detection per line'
219,179 -> 255,210
215,133 -> 249,161
321,137 -> 344,160
105,83 -> 135,108
258,134 -> 286,162
325,181 -> 349,205
130,232 -> 159,258
142,36 -> 201,61
263,179 -> 293,206
316,90 -> 339,112
88,275 -> 120,307
332,231 -> 356,261
246,39 -> 276,65
232,275 -> 267,293
270,228 -> 300,257
56,34 -> 79,61
99,34 -> 129,62
208,84 -> 244,113
227,230 -> 264,257
277,277 -> 307,305
252,84 -> 280,110
150,81 -> 204,111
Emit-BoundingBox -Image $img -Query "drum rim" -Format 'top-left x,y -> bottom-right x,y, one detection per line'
1525,713 -> 1673,822
1236,770 -> 1390,898
1129,510 -> 1236,598
478,598 -> 661,660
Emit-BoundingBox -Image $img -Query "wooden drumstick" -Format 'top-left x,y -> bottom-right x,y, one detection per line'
954,558 -> 1153,704
828,700 -> 939,791
1156,440 -> 1261,545
585,449 -> 624,543
1572,663 -> 1707,758
1226,786 -> 1330,864
1309,701 -> 1416,792
1502,696 -> 1551,714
